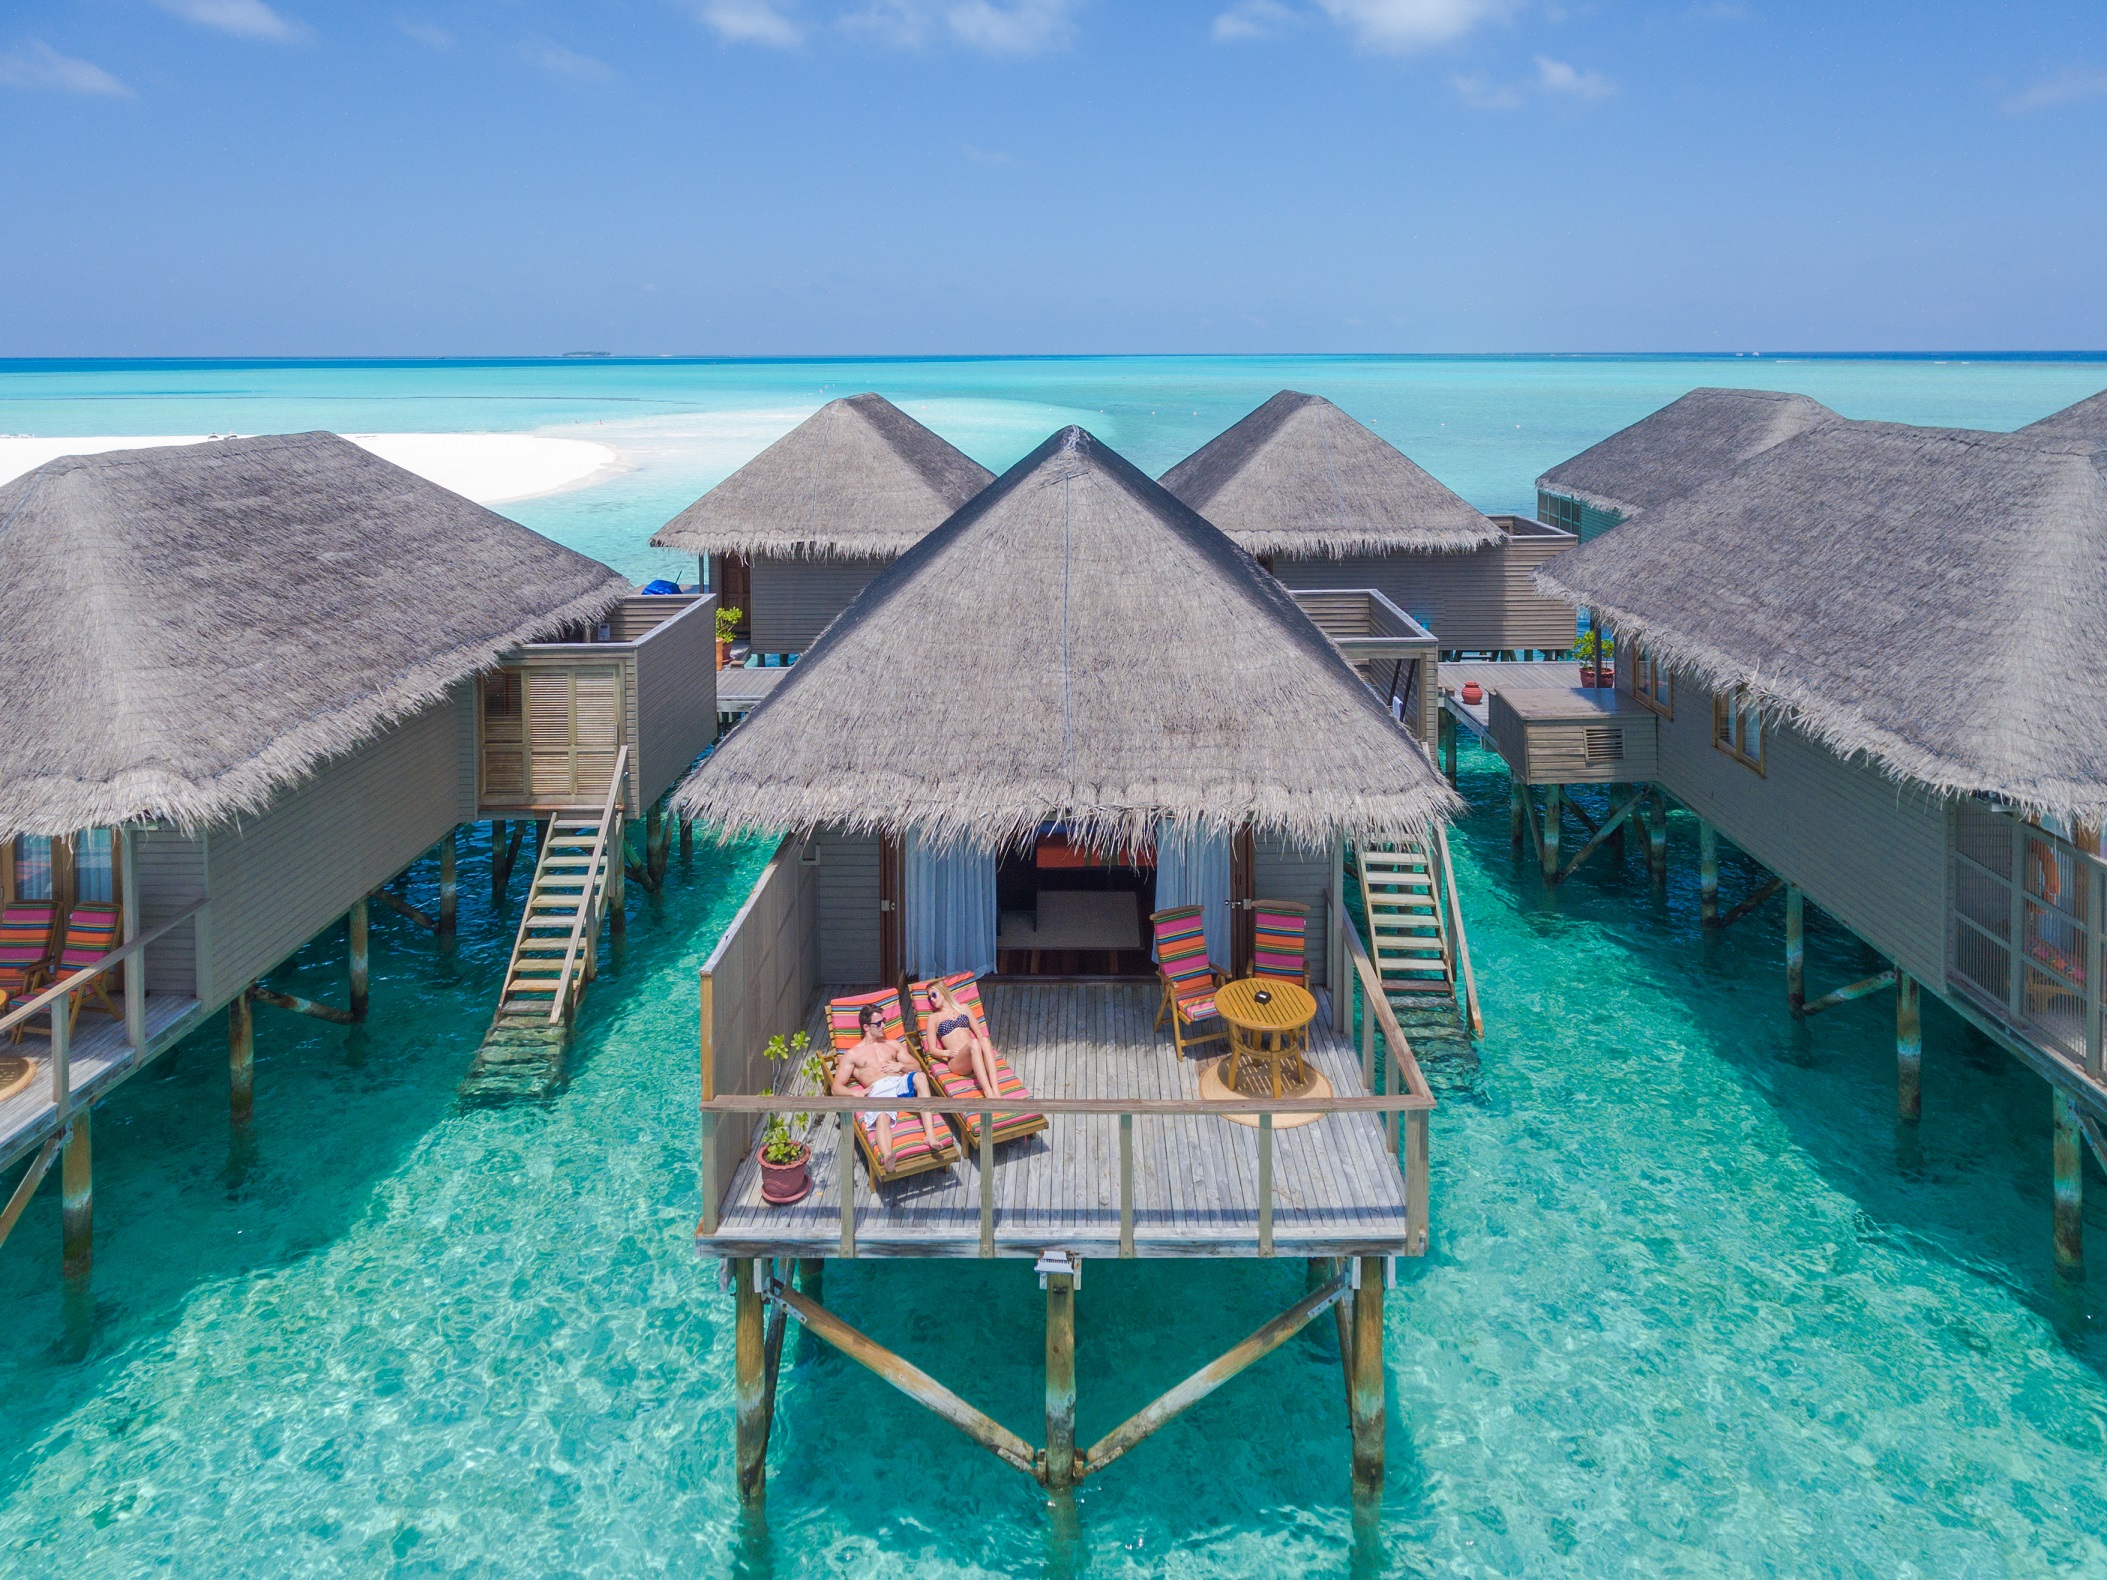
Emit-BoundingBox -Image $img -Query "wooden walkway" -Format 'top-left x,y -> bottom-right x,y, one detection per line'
702,981 -> 1414,1260
0,993 -> 207,1171
1443,658 -> 1584,744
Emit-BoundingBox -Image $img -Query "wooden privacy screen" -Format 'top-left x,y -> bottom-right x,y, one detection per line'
481,663 -> 625,807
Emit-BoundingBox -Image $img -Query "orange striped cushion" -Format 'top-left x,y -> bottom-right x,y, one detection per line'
55,904 -> 120,975
931,1051 -> 1044,1145
858,1106 -> 955,1167
828,988 -> 907,1050
0,902 -> 56,971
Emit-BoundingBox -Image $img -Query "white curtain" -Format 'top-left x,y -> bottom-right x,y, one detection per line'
1153,820 -> 1232,971
903,833 -> 998,980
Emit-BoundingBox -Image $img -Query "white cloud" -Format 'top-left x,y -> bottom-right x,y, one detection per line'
1212,0 -> 1302,43
1535,54 -> 1615,98
0,41 -> 134,96
1313,0 -> 1513,53
521,40 -> 615,82
397,18 -> 451,49
2004,66 -> 2107,113
1450,69 -> 1519,108
150,0 -> 301,42
695,0 -> 805,47
846,1 -> 1078,55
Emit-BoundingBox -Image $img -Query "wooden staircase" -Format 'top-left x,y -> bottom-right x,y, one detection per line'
1353,830 -> 1481,1062
463,748 -> 627,1103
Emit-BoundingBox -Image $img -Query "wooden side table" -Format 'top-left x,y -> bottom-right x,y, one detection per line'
1213,977 -> 1317,1099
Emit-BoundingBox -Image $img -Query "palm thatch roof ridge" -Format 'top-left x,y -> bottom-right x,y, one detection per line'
651,393 -> 995,560
676,425 -> 1462,854
0,432 -> 631,841
1536,386 -> 1839,521
1158,390 -> 1501,556
1535,420 -> 2107,829
2020,388 -> 2107,443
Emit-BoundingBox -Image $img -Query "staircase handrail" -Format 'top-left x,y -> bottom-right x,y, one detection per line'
1432,824 -> 1483,1040
547,745 -> 629,1025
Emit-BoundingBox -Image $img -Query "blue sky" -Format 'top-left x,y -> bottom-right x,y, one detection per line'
2,1 -> 2103,355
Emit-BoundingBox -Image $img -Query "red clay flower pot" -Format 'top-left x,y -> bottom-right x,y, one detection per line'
760,1143 -> 812,1205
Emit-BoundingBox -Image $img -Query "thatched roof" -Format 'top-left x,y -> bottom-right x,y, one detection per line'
676,426 -> 1462,854
1536,421 -> 2107,829
2021,388 -> 2107,443
1158,391 -> 1501,556
651,393 -> 994,560
0,432 -> 630,840
1536,387 -> 1838,521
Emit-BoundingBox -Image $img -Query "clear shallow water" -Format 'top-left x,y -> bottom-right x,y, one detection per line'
2,353 -> 2103,583
5,354 -> 2107,1574
3,744 -> 2104,1577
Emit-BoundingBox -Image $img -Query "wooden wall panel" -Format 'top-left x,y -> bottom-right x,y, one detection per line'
1252,835 -> 1332,988
1272,528 -> 1578,652
814,827 -> 881,985
631,595 -> 719,806
132,829 -> 208,996
749,556 -> 893,654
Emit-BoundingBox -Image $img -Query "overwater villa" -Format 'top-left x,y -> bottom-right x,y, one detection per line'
681,425 -> 1467,1499
0,433 -> 718,1271
1534,386 -> 1838,541
1159,390 -> 1579,657
650,393 -> 994,664
1521,415 -> 2107,1270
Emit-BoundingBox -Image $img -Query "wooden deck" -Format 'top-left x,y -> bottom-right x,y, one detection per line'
0,992 -> 207,1171
1442,658 -> 1584,744
702,981 -> 1414,1260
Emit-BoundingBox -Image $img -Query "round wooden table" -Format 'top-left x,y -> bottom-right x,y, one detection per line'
1213,977 -> 1317,1100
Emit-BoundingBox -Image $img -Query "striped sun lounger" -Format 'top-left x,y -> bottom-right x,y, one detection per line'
909,972 -> 1048,1149
1149,905 -> 1227,1057
827,987 -> 961,1183
1251,900 -> 1311,989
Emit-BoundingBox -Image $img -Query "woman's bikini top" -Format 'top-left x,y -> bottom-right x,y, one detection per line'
933,1013 -> 971,1042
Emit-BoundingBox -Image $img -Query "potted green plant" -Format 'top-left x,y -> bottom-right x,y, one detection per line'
1574,627 -> 1613,688
715,604 -> 742,670
756,1030 -> 823,1205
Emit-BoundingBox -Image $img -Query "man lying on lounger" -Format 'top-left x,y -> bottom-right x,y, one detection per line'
831,1004 -> 947,1164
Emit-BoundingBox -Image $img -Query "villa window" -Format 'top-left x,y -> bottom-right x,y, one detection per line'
1630,644 -> 1672,719
10,835 -> 54,901
1538,491 -> 1584,536
1713,687 -> 1766,774
72,828 -> 115,903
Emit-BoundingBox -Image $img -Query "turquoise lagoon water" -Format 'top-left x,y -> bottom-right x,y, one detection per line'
3,356 -> 2107,1575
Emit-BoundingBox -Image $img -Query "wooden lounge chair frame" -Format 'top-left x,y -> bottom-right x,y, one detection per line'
0,899 -> 61,1000
908,972 -> 1049,1149
15,900 -> 123,1044
826,988 -> 964,1185
1148,904 -> 1228,1058
1251,898 -> 1313,991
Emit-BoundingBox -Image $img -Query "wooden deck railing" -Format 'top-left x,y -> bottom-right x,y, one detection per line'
1330,888 -> 1432,1252
1432,825 -> 1484,1039
0,896 -> 209,1118
547,745 -> 629,1025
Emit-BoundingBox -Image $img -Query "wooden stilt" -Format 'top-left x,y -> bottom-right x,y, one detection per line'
680,816 -> 694,861
1699,822 -> 1719,927
1646,788 -> 1668,883
2054,1089 -> 2084,1275
1509,782 -> 1525,850
1349,1257 -> 1385,1496
797,1257 -> 823,1305
61,1109 -> 92,1283
348,898 -> 370,1022
608,818 -> 627,939
491,820 -> 523,900
1785,887 -> 1805,1016
1607,783 -> 1627,861
1540,782 -> 1562,881
438,830 -> 457,938
1440,710 -> 1458,784
1897,972 -> 1922,1122
1045,1267 -> 1078,1490
229,987 -> 254,1128
734,1258 -> 769,1501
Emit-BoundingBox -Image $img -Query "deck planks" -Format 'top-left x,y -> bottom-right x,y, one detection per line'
0,993 -> 208,1172
704,980 -> 1416,1260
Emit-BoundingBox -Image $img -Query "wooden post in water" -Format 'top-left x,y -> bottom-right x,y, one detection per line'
1646,788 -> 1668,883
229,987 -> 254,1128
1540,784 -> 1562,882
797,1258 -> 823,1305
1896,972 -> 1922,1123
1349,1257 -> 1385,1495
348,898 -> 370,1022
438,829 -> 458,938
608,817 -> 627,939
2054,1089 -> 2084,1276
1699,823 -> 1719,927
1439,710 -> 1458,784
734,1258 -> 769,1501
1509,782 -> 1525,851
1044,1266 -> 1078,1490
61,1110 -> 92,1283
680,816 -> 694,862
1785,887 -> 1805,1016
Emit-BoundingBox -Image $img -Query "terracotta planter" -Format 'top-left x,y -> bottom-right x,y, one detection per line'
716,638 -> 731,670
1579,665 -> 1599,688
760,1143 -> 812,1205
1460,681 -> 1484,705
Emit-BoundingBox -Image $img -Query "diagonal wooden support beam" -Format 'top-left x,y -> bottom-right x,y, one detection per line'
1801,968 -> 1898,1017
1080,1271 -> 1351,1482
1551,789 -> 1647,885
1709,875 -> 1785,931
770,1278 -> 1040,1478
250,986 -> 356,1026
0,1132 -> 62,1254
372,887 -> 438,932
2080,1111 -> 2107,1179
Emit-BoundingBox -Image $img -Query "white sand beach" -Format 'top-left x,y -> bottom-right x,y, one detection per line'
0,431 -> 621,506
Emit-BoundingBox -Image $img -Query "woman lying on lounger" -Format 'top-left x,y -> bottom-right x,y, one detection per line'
831,1003 -> 946,1163
924,978 -> 1002,1100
